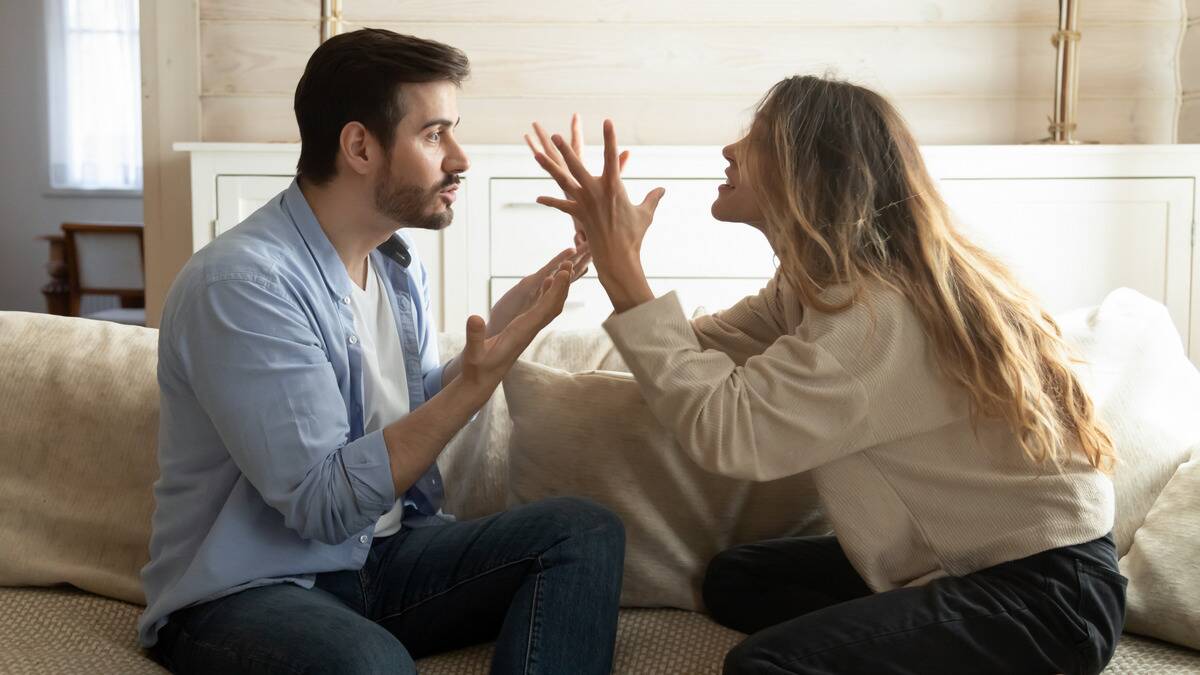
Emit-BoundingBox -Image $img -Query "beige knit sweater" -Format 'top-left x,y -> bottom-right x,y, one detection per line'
602,273 -> 1114,591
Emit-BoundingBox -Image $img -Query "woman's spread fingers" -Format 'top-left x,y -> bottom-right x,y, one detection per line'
532,121 -> 563,165
535,195 -> 580,216
602,119 -> 620,182
570,112 -> 584,156
533,152 -> 578,195
523,133 -> 540,156
551,134 -> 594,186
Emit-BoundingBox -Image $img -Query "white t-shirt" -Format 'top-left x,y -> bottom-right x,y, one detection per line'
348,259 -> 410,537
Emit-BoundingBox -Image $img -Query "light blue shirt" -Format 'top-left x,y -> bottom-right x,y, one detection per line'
138,180 -> 449,647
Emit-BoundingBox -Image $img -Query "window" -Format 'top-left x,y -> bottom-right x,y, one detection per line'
46,0 -> 142,192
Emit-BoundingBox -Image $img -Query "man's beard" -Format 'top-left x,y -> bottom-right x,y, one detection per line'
373,165 -> 458,231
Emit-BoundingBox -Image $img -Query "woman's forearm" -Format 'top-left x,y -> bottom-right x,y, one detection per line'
597,252 -> 655,313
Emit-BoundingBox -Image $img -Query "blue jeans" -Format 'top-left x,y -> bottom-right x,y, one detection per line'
703,533 -> 1127,675
150,496 -> 626,674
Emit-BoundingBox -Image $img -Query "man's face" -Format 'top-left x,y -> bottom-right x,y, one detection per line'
373,80 -> 469,230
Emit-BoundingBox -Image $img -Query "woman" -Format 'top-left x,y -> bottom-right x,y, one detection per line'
525,76 -> 1125,675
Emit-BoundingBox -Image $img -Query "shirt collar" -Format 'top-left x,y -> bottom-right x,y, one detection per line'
282,178 -> 355,301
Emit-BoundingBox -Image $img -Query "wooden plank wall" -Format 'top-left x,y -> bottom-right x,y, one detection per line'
198,0 -> 1187,145
1183,0 -> 1199,142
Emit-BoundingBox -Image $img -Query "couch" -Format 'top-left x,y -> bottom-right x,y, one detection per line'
1,303 -> 1199,673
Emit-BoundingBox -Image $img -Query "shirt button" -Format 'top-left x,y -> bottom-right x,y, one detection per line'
398,296 -> 409,309
341,296 -> 350,305
359,534 -> 369,544
348,334 -> 359,345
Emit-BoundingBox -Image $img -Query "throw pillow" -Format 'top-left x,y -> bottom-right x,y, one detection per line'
502,360 -> 826,610
1058,288 -> 1200,556
0,312 -> 160,604
1119,447 -> 1200,649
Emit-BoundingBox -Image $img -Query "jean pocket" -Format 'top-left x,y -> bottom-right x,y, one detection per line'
1072,559 -> 1128,675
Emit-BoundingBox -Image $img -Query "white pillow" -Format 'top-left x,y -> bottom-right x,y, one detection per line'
1058,288 -> 1200,556
1120,446 -> 1200,649
503,360 -> 826,610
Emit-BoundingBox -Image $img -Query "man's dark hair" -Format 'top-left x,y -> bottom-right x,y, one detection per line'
294,29 -> 470,184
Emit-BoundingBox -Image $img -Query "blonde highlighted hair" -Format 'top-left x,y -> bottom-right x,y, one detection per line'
742,75 -> 1113,473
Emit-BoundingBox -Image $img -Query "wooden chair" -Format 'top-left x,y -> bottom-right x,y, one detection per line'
61,223 -> 146,326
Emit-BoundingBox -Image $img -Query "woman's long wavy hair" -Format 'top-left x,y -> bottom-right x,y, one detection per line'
742,75 -> 1113,473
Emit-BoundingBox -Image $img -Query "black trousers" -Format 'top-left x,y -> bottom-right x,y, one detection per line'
703,534 -> 1126,675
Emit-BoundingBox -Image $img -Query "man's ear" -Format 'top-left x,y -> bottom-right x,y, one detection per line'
338,121 -> 375,177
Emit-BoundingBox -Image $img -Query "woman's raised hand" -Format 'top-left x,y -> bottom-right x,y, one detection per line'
526,114 -> 628,250
523,115 -> 662,263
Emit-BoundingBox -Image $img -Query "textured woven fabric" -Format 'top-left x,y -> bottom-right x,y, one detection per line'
0,312 -> 159,605
0,587 -> 164,674
2,587 -> 1198,674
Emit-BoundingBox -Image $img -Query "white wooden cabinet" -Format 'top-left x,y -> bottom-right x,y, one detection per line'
177,143 -> 1200,363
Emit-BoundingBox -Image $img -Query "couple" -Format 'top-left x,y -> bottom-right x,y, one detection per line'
138,29 -> 1125,675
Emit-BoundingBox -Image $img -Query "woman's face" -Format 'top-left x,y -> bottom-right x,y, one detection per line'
711,134 -> 766,228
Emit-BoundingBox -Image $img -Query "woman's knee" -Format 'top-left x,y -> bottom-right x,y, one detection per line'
703,546 -> 755,619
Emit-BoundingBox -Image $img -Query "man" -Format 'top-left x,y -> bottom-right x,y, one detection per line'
138,29 -> 625,674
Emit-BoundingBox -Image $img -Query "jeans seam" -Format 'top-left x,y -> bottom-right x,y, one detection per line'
523,556 -> 546,675
374,554 -> 539,624
769,605 -> 1032,669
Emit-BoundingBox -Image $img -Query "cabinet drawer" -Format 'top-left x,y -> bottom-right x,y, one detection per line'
489,178 -> 776,278
939,177 -> 1193,337
490,276 -> 769,331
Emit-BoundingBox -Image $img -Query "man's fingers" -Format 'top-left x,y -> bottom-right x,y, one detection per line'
529,268 -> 571,323
533,247 -> 576,279
464,314 -> 486,364
571,252 -> 593,281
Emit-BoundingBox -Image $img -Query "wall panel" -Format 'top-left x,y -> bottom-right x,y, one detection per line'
196,1 -> 1188,145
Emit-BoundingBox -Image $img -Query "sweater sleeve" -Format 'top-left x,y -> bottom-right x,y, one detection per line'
690,273 -> 788,366
604,291 -> 872,481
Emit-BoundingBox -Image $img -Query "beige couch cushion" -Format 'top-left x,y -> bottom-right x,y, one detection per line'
436,329 -> 629,520
503,360 -> 826,610
1058,289 -> 1200,557
0,312 -> 159,604
1121,447 -> 1200,649
2,586 -> 1196,674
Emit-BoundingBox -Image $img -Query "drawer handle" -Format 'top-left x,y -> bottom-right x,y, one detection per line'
501,201 -> 554,209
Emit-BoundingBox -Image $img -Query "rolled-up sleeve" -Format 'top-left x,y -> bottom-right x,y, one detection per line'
603,291 -> 871,481
176,275 -> 396,545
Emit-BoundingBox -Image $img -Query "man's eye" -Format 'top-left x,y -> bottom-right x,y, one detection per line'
428,131 -> 441,142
